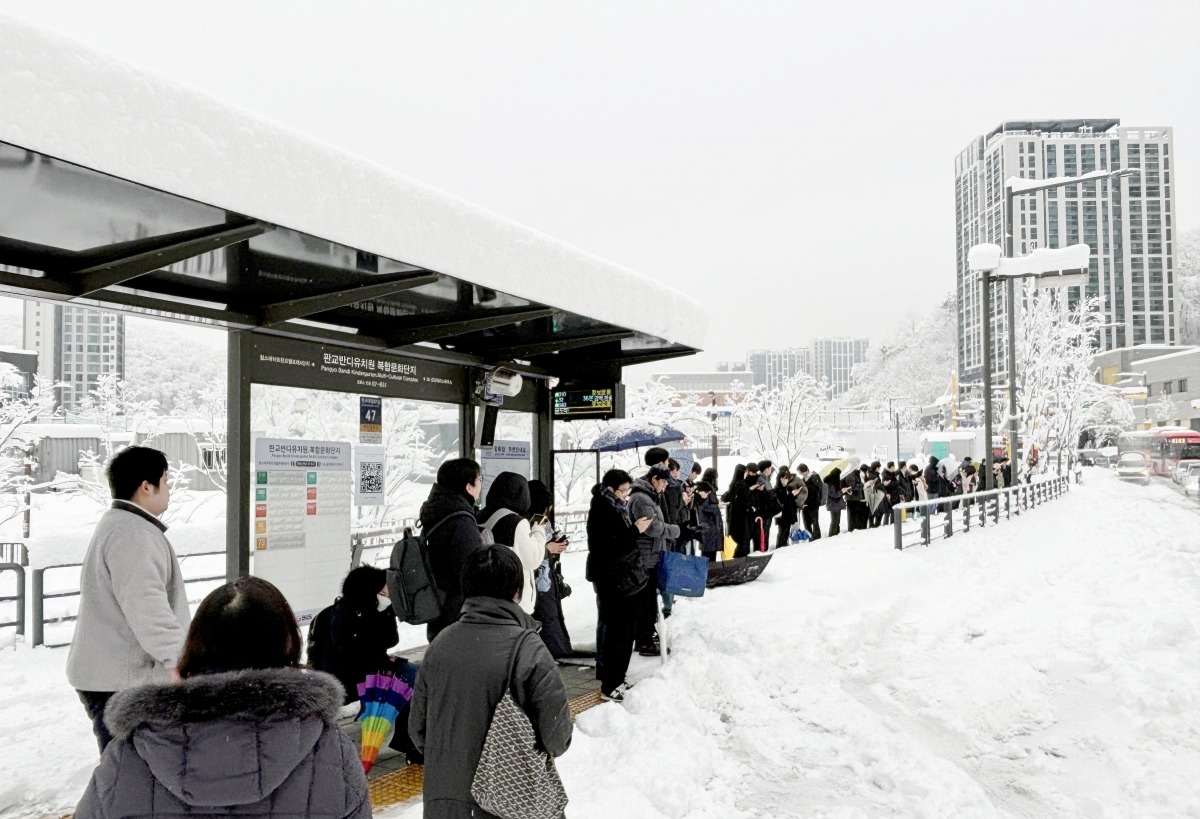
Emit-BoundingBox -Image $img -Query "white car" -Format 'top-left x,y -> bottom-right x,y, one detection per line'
1183,464 -> 1200,496
1114,452 -> 1151,485
1172,459 -> 1200,484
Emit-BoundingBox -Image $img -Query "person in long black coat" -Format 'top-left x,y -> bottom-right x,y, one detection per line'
723,464 -> 753,558
824,467 -> 845,537
693,481 -> 725,560
326,565 -> 399,705
843,467 -> 869,531
420,458 -> 485,641
586,470 -> 653,699
773,469 -> 801,548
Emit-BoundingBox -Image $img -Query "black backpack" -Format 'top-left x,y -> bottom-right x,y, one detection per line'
387,510 -> 473,625
306,604 -> 335,672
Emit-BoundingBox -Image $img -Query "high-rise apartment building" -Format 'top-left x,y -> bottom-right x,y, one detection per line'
747,348 -> 813,391
954,119 -> 1178,389
23,301 -> 125,410
810,337 -> 868,399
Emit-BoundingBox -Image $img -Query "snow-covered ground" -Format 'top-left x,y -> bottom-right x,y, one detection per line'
2,469 -> 1197,818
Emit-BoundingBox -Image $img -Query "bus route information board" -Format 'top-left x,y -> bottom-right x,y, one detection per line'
252,438 -> 352,619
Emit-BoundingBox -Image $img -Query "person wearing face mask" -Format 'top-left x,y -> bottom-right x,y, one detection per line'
325,565 -> 400,706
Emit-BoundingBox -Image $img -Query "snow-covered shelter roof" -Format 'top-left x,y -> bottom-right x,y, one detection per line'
0,13 -> 704,370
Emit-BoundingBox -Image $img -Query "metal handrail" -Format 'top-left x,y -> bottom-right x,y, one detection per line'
0,562 -> 25,637
30,550 -> 226,648
891,476 -> 1071,551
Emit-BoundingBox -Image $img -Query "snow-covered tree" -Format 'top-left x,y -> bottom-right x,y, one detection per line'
1177,228 -> 1200,346
1013,284 -> 1110,473
0,373 -> 61,525
1149,392 -> 1177,424
838,292 -> 957,410
731,371 -> 830,467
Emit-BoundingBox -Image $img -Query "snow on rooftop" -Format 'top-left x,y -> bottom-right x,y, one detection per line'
1129,347 -> 1200,366
0,13 -> 706,351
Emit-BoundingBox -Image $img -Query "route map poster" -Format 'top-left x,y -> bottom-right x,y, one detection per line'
251,438 -> 353,619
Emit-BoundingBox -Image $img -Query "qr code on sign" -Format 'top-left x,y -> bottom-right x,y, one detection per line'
359,462 -> 383,493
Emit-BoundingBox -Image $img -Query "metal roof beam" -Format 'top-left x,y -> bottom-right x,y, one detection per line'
482,330 -> 635,361
544,344 -> 697,368
48,220 -> 271,297
256,270 -> 440,325
386,307 -> 554,349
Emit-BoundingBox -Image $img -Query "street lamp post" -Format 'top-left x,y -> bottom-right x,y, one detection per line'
969,241 -> 1090,491
1000,167 -> 1139,487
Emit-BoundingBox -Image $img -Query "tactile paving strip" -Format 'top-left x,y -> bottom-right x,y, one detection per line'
368,763 -> 424,807
367,688 -> 606,809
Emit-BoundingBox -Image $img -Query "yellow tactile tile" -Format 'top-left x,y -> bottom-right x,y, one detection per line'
369,764 -> 424,808
367,689 -> 604,810
569,688 -> 603,717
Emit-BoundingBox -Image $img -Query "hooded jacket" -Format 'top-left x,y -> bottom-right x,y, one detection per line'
923,457 -> 940,495
420,483 -> 483,641
479,472 -> 546,614
627,478 -> 680,570
410,597 -> 572,819
74,669 -> 368,819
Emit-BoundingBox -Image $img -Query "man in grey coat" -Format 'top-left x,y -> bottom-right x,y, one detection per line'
627,466 -> 679,656
410,545 -> 571,819
66,446 -> 191,752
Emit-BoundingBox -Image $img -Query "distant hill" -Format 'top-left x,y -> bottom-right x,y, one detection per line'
124,318 -> 226,414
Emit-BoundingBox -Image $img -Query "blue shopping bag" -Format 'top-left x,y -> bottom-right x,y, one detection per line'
789,527 -> 811,543
657,549 -> 708,597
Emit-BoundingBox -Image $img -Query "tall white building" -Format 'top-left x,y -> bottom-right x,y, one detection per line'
747,348 -> 813,391
810,337 -> 868,399
954,119 -> 1179,390
23,301 -> 125,410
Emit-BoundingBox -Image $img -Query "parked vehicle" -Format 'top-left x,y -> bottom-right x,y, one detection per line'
1114,452 -> 1151,485
1183,464 -> 1200,496
1171,458 -> 1200,484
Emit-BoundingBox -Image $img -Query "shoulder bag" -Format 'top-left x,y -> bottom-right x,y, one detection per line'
470,631 -> 569,819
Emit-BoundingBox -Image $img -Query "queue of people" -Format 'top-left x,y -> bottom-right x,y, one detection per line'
66,443 -> 1003,819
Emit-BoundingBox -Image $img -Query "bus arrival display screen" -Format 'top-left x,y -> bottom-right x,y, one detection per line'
552,387 -> 617,419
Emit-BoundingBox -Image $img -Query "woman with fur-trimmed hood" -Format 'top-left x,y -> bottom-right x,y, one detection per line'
75,576 -> 369,819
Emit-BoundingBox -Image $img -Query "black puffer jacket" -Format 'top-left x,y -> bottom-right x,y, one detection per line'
75,669 -> 368,819
479,471 -> 530,547
585,483 -> 643,595
327,597 -> 399,704
420,484 -> 482,641
410,598 -> 572,819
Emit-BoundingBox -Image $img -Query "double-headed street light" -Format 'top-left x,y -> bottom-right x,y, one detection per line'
973,166 -> 1141,490
968,242 -> 1090,489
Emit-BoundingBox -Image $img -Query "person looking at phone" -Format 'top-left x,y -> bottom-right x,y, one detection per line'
586,469 -> 654,701
528,479 -> 575,659
478,472 -> 546,614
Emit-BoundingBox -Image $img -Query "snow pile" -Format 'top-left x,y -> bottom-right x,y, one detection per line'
2,471 -> 1197,818
0,12 -> 706,351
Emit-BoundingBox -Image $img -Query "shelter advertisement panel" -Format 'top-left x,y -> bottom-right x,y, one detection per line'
481,440 -> 531,497
252,437 -> 352,620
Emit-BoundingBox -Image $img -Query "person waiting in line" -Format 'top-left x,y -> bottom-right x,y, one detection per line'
323,565 -> 399,705
628,465 -> 680,653
923,456 -> 941,514
825,467 -> 845,537
693,480 -> 725,560
700,466 -> 719,489
773,468 -> 803,548
478,471 -> 546,615
67,446 -> 190,754
797,464 -> 823,540
843,466 -> 868,532
723,464 -> 752,557
528,479 -> 575,660
75,576 -> 369,819
421,458 -> 486,641
586,469 -> 653,701
409,546 -> 572,817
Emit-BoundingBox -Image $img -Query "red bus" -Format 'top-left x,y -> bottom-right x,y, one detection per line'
1116,428 -> 1200,477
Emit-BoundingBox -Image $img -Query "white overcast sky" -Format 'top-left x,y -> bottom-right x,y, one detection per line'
2,0 -> 1198,373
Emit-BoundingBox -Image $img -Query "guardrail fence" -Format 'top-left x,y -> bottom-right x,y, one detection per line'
892,476 -> 1071,551
0,562 -> 25,638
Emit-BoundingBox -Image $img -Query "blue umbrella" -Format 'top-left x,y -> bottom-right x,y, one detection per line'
591,421 -> 688,453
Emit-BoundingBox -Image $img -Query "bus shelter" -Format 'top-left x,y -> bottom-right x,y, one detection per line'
0,15 -> 706,614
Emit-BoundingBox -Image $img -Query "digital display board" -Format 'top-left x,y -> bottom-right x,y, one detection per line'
552,386 -> 618,419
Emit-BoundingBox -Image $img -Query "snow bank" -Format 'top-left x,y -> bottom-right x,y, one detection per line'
0,13 -> 706,351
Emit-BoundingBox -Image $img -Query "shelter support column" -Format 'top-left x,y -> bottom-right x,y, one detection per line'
534,380 -> 554,498
226,331 -> 252,580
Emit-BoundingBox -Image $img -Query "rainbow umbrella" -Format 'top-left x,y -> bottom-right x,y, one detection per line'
357,661 -> 418,773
